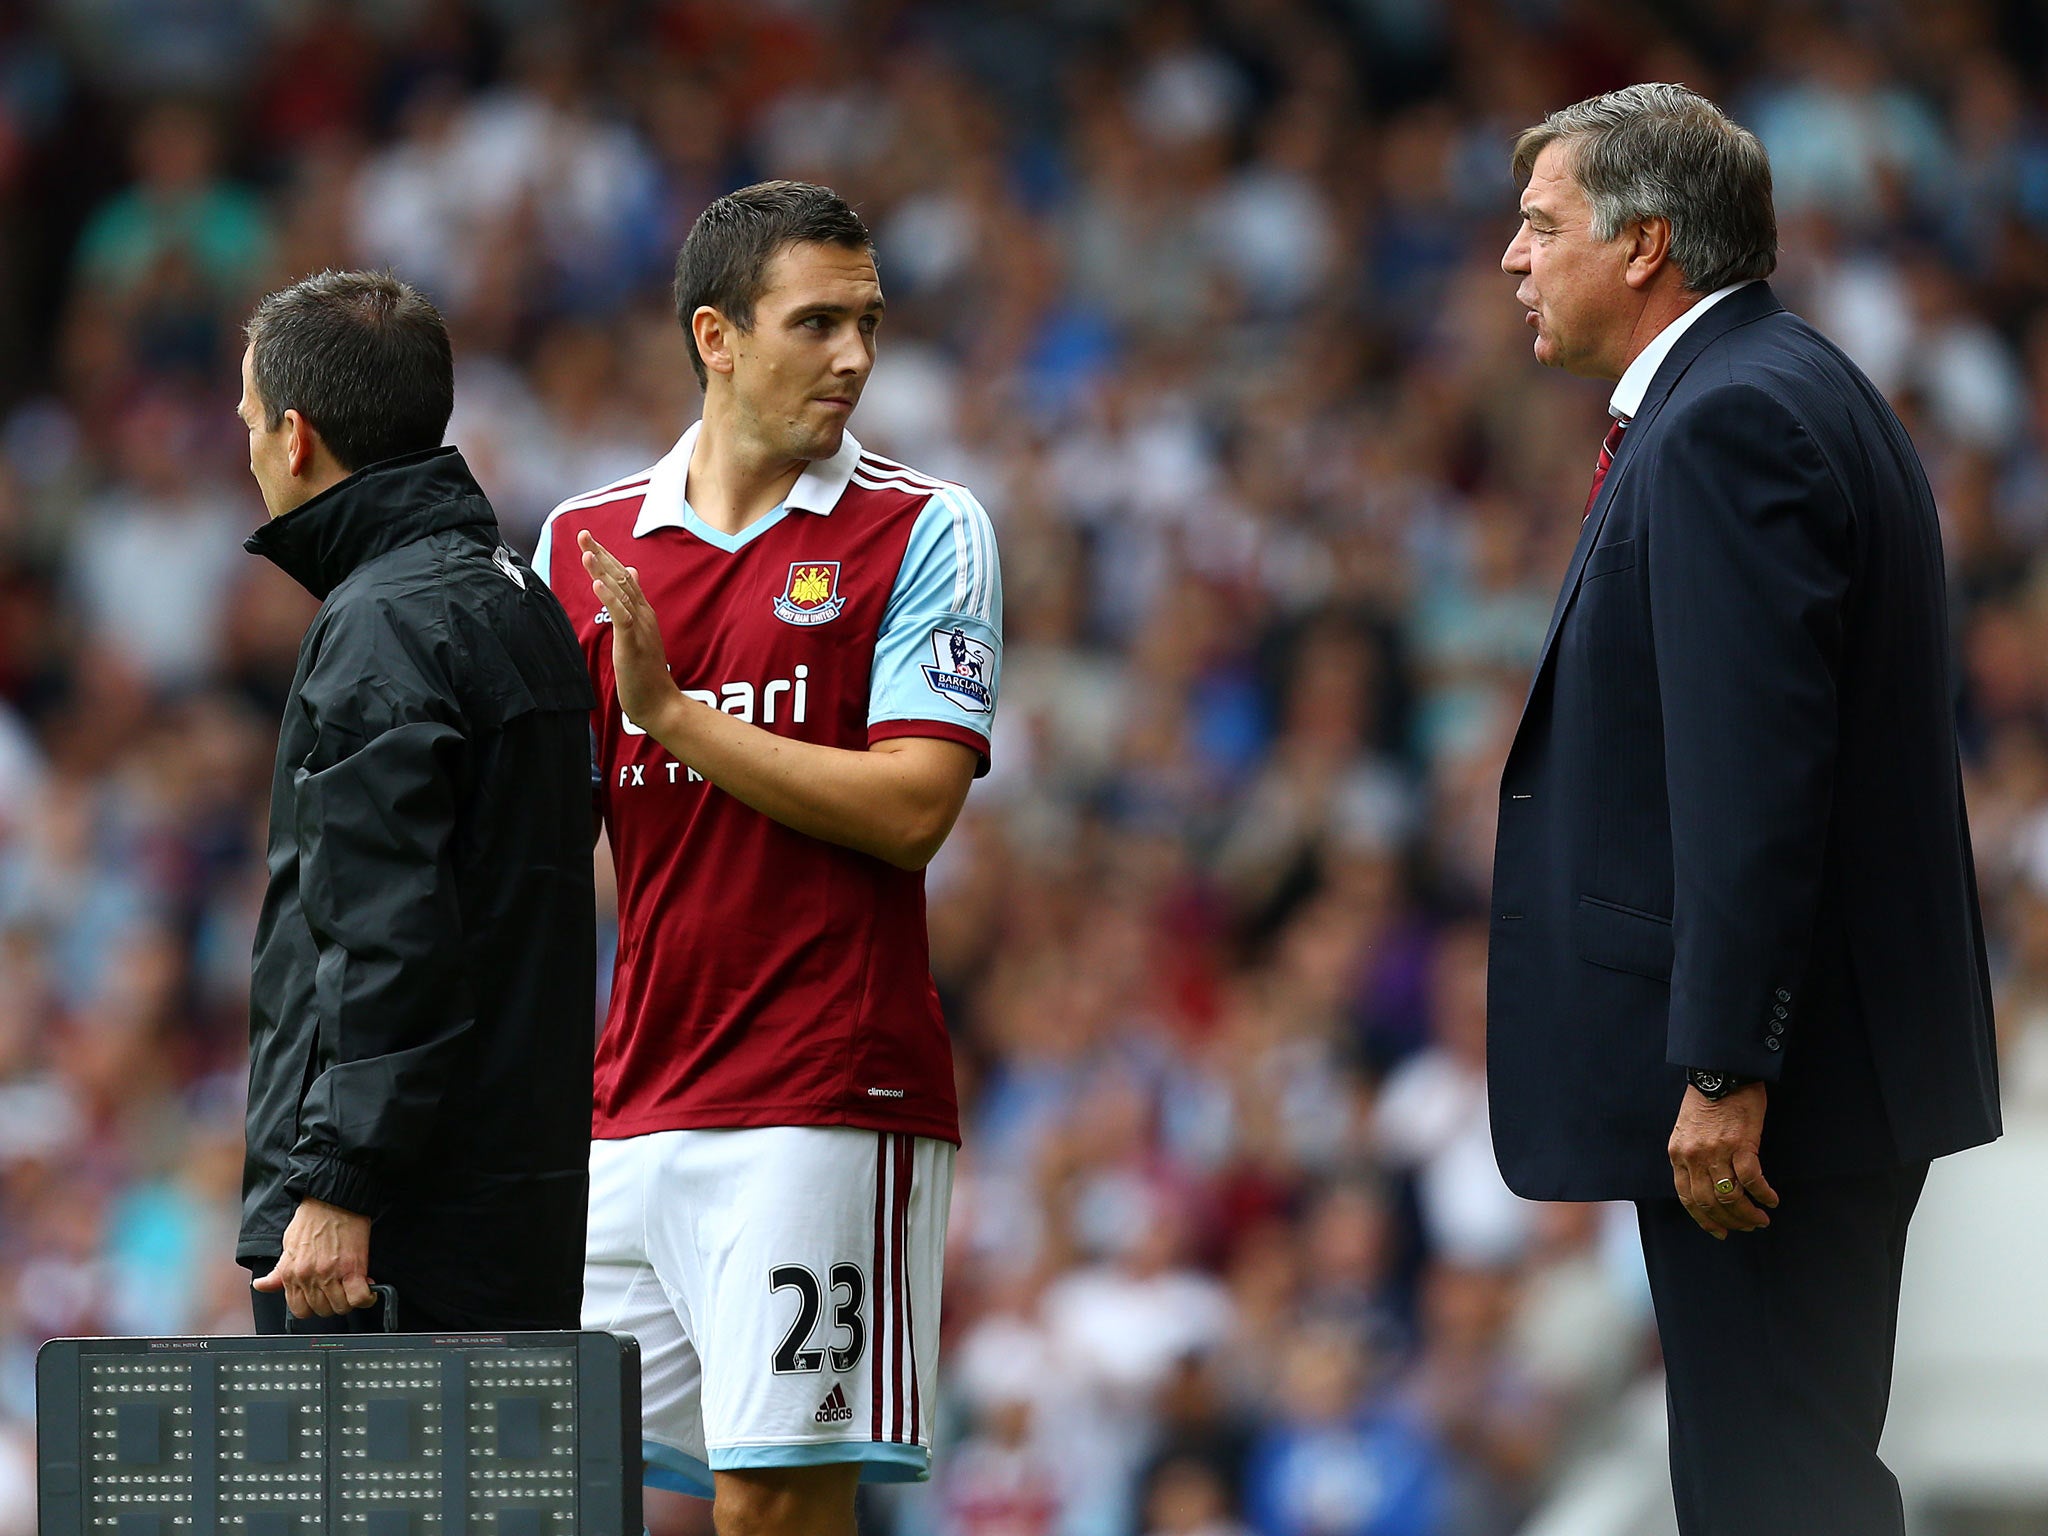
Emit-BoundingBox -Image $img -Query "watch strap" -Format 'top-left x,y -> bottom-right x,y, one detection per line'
1685,1067 -> 1754,1100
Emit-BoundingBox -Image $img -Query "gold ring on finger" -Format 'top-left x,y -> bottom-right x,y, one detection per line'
1714,1177 -> 1737,1197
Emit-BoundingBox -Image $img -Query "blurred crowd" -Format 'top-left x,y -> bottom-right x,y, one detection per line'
2,0 -> 2047,1532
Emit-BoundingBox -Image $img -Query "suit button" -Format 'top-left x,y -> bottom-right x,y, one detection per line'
1765,1036 -> 1782,1051
1768,1021 -> 1785,1036
1773,1005 -> 1789,1021
1775,989 -> 1791,1003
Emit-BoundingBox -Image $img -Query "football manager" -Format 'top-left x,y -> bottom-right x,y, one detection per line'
235,270 -> 598,1331
1489,85 -> 2000,1534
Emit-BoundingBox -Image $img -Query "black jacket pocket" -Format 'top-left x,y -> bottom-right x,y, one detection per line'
1574,894 -> 1672,981
1583,538 -> 1637,579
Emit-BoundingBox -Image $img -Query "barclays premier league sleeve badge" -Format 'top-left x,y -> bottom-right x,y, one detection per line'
921,627 -> 995,712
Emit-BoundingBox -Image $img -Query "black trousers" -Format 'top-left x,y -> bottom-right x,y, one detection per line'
1636,1161 -> 1928,1536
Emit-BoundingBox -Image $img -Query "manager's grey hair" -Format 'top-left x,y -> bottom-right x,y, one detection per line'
1512,83 -> 1777,293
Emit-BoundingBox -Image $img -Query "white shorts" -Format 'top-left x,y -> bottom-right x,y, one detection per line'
582,1126 -> 954,1497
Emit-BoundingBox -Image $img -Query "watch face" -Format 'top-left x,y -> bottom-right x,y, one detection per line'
1692,1072 -> 1726,1095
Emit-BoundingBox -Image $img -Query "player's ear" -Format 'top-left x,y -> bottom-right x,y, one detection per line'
692,306 -> 736,379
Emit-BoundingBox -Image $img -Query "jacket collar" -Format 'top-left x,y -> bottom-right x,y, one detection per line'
1573,280 -> 1784,543
1620,279 -> 1783,428
246,447 -> 497,600
1608,279 -> 1758,421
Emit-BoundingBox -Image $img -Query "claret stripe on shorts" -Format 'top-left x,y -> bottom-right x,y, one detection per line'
871,1133 -> 888,1441
861,1132 -> 922,1446
890,1132 -> 907,1443
899,1133 -> 921,1444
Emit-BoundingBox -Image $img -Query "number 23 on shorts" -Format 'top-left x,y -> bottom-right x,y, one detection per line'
770,1262 -> 867,1373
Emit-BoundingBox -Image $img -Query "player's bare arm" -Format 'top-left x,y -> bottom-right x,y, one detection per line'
579,529 -> 976,870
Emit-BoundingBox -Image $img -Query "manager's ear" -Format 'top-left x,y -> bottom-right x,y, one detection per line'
1624,215 -> 1675,291
282,409 -> 319,479
692,305 -> 738,379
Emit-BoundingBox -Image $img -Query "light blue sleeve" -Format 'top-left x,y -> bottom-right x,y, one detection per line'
531,506 -> 562,589
868,485 -> 1002,757
532,507 -> 573,598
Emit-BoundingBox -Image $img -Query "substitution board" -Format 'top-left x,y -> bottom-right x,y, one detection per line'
36,1327 -> 640,1535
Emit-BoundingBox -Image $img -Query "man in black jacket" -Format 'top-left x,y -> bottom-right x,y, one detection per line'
1490,88 -> 1999,1534
235,270 -> 597,1331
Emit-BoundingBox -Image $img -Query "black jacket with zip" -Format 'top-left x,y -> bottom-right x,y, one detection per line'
239,447 -> 597,1327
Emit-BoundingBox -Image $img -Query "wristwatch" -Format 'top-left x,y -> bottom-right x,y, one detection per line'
1686,1068 -> 1754,1101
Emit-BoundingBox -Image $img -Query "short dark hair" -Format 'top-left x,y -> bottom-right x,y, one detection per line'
673,180 -> 873,388
244,270 -> 454,472
1512,84 -> 1777,293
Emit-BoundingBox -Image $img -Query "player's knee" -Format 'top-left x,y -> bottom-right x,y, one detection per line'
712,1463 -> 861,1536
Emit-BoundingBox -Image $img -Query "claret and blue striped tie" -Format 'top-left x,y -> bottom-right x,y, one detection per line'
1585,415 -> 1628,517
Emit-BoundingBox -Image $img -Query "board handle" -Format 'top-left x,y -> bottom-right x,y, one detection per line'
283,1283 -> 401,1333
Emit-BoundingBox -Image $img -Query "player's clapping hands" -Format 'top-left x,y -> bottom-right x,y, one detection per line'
580,531 -> 680,733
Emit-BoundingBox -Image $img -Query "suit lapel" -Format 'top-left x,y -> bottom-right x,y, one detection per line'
1530,419 -> 1644,671
1517,283 -> 1787,707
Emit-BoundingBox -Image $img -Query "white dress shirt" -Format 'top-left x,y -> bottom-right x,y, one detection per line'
1609,280 -> 1757,421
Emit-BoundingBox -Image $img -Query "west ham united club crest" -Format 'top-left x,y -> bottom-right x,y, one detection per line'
773,561 -> 845,626
922,627 -> 995,712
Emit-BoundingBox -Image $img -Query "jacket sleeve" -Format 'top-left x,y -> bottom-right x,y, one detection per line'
1646,382 -> 1851,1082
283,603 -> 476,1218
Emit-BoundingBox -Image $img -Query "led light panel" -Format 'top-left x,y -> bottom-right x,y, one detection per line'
37,1331 -> 638,1536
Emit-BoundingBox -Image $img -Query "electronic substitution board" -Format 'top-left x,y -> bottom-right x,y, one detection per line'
35,1327 -> 640,1535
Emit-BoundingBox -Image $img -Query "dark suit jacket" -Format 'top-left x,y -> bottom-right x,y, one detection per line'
1487,282 -> 2000,1202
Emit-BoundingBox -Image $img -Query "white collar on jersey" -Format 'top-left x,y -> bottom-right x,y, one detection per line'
632,421 -> 864,538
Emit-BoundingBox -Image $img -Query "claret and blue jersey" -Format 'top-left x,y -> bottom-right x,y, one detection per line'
535,425 -> 1001,1147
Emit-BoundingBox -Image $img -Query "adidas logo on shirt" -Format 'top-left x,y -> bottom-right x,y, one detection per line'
814,1384 -> 853,1424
